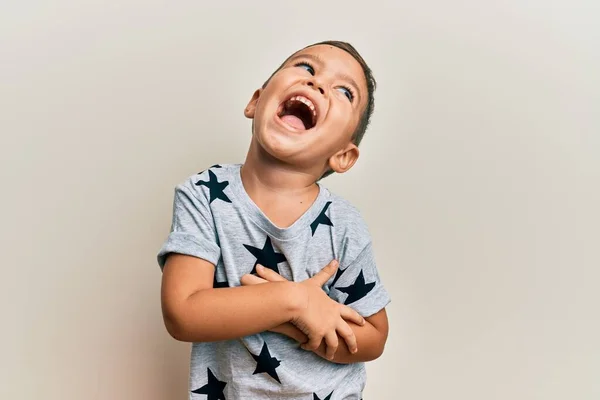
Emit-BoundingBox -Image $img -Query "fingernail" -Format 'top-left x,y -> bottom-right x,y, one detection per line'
257,264 -> 263,271
332,260 -> 338,267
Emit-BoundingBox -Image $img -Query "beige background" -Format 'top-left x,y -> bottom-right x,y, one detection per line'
1,1 -> 599,399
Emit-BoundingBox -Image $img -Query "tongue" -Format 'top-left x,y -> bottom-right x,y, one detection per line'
280,115 -> 306,130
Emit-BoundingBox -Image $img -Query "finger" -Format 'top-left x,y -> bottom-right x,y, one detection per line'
240,274 -> 268,286
340,306 -> 365,326
324,332 -> 339,360
256,264 -> 288,282
268,324 -> 285,335
309,260 -> 339,286
289,330 -> 309,344
337,322 -> 358,354
301,335 -> 323,352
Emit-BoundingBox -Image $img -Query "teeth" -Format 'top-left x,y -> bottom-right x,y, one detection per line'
288,95 -> 317,122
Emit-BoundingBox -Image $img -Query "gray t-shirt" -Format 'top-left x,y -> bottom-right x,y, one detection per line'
157,164 -> 391,399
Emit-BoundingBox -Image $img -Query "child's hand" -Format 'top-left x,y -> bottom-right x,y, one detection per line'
241,261 -> 365,360
293,261 -> 366,359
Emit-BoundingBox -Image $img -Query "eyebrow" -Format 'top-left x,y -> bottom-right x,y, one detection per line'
288,53 -> 362,102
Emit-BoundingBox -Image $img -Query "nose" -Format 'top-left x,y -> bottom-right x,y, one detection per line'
307,80 -> 325,95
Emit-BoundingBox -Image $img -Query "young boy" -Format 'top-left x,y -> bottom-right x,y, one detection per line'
157,40 -> 391,399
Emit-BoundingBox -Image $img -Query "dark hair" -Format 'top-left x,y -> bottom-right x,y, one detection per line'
262,41 -> 377,178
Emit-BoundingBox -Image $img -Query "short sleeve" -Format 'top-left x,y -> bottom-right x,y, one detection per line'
329,242 -> 391,317
156,181 -> 221,269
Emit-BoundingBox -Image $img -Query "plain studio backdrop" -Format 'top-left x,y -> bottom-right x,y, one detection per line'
1,1 -> 598,399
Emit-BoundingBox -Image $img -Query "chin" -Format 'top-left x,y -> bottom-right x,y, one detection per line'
254,124 -> 312,165
259,129 -> 302,160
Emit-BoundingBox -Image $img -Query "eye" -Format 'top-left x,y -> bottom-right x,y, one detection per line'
295,62 -> 315,75
337,86 -> 354,102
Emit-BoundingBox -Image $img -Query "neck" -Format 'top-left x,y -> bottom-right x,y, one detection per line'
241,140 -> 320,202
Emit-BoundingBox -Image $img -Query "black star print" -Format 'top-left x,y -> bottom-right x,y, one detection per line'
310,201 -> 333,236
195,170 -> 232,204
313,391 -> 333,400
213,273 -> 229,288
330,265 -> 347,287
244,236 -> 287,274
336,269 -> 376,305
191,368 -> 226,400
251,342 -> 282,383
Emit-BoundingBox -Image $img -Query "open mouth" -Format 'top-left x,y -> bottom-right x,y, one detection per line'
277,95 -> 317,131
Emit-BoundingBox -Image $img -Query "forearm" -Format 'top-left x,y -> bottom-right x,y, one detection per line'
274,321 -> 386,364
164,281 -> 304,342
315,320 -> 385,363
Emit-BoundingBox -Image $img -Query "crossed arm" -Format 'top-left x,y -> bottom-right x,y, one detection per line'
161,253 -> 389,364
240,265 -> 388,363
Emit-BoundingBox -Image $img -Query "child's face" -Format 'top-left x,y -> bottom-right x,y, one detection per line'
245,44 -> 368,174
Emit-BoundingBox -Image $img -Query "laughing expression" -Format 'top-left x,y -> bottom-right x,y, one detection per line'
245,44 -> 368,172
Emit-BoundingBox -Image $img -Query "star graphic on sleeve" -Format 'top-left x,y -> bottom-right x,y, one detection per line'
251,342 -> 282,383
313,391 -> 334,400
191,368 -> 226,400
310,201 -> 333,236
195,170 -> 232,204
336,269 -> 376,305
213,273 -> 229,288
244,236 -> 287,274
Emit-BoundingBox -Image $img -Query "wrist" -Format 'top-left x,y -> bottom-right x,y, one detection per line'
283,281 -> 308,322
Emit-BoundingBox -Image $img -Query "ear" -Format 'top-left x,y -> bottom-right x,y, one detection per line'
328,143 -> 360,174
244,89 -> 262,119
